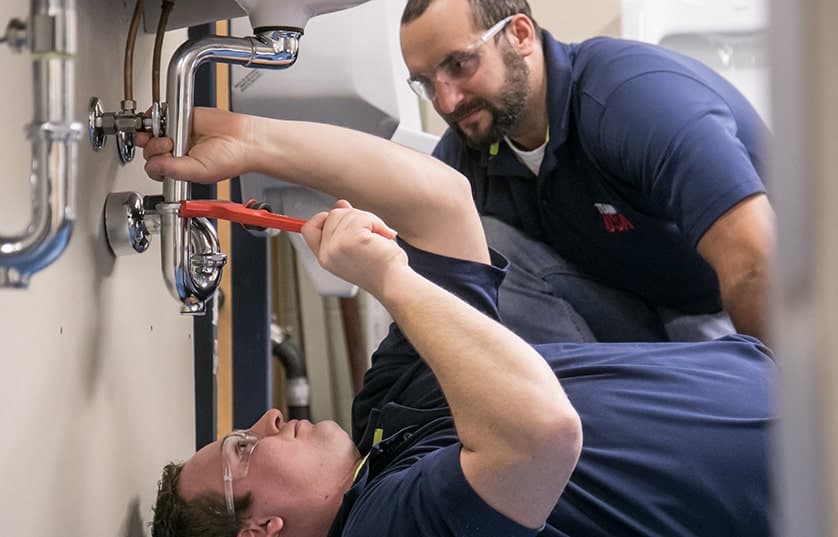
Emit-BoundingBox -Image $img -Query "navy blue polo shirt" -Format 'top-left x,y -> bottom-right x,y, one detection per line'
328,242 -> 774,537
433,33 -> 769,313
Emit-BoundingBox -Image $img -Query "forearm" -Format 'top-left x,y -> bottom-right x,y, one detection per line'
376,265 -> 579,461
721,271 -> 769,341
697,194 -> 775,342
248,116 -> 488,263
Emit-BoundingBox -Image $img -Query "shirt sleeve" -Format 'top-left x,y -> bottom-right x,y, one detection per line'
343,444 -> 541,537
594,71 -> 766,247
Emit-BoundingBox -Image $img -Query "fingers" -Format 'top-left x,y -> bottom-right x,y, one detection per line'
330,200 -> 396,238
142,136 -> 174,161
305,207 -> 405,292
370,219 -> 398,240
301,211 -> 329,255
335,210 -> 397,241
304,205 -> 399,268
322,207 -> 397,249
320,207 -> 355,254
306,211 -> 330,231
142,137 -> 174,181
135,132 -> 151,147
144,154 -> 176,182
141,137 -> 178,181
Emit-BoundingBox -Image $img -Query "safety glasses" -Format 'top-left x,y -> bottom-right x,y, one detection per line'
407,15 -> 514,101
221,430 -> 261,516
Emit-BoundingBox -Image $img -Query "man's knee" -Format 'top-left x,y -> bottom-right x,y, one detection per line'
481,216 -> 669,342
481,216 -> 580,276
481,216 -> 529,253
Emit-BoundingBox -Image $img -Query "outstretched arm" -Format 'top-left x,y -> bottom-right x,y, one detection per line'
137,107 -> 488,264
303,202 -> 583,529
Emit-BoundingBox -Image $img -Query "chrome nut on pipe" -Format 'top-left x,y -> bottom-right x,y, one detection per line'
157,202 -> 226,316
104,191 -> 156,256
191,253 -> 227,276
172,217 -> 227,316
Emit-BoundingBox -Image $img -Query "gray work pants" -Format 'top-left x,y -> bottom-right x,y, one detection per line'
482,216 -> 734,344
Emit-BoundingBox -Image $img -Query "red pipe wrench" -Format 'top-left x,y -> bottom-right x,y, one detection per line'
179,199 -> 305,233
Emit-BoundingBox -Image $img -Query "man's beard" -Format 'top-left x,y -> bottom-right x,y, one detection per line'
443,45 -> 530,150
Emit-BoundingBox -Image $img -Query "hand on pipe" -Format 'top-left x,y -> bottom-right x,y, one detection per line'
135,107 -> 254,183
301,200 -> 403,296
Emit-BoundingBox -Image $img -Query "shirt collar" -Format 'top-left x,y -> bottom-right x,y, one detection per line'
541,31 -> 573,149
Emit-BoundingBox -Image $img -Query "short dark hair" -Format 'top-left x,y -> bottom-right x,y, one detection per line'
401,0 -> 540,35
150,462 -> 253,537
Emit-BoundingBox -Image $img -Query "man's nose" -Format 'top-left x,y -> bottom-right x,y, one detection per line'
434,79 -> 464,114
251,409 -> 284,436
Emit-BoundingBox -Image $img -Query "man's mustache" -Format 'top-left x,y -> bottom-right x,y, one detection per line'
444,99 -> 491,124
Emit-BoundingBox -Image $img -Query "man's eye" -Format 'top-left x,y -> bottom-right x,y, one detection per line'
446,55 -> 478,78
448,59 -> 466,77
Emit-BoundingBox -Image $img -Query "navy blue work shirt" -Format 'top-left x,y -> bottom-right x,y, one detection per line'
327,241 -> 774,537
433,33 -> 770,313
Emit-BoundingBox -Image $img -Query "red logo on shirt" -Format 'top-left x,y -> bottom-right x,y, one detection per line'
594,203 -> 635,233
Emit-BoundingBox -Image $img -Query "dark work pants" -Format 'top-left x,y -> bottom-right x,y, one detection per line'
482,216 -> 734,344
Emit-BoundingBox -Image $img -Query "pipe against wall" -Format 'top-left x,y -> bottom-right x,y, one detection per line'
0,0 -> 83,287
123,0 -> 145,101
152,0 -> 176,104
271,324 -> 311,420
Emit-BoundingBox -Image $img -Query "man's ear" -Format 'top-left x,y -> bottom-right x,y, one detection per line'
237,516 -> 285,537
507,14 -> 538,56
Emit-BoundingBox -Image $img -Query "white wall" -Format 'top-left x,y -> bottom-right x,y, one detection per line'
0,1 -> 195,535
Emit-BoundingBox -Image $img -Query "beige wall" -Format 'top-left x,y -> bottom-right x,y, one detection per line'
421,0 -> 622,135
0,2 -> 195,535
530,0 -> 621,42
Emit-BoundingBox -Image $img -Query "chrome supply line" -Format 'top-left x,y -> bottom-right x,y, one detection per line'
0,0 -> 83,288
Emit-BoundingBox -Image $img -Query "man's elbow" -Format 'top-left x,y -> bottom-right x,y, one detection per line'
530,404 -> 584,474
448,169 -> 476,206
553,406 -> 583,468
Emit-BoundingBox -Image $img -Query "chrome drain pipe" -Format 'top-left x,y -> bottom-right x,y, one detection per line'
0,0 -> 83,288
159,31 -> 300,314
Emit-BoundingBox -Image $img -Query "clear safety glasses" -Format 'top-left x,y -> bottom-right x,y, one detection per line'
221,430 -> 261,516
407,15 -> 514,102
